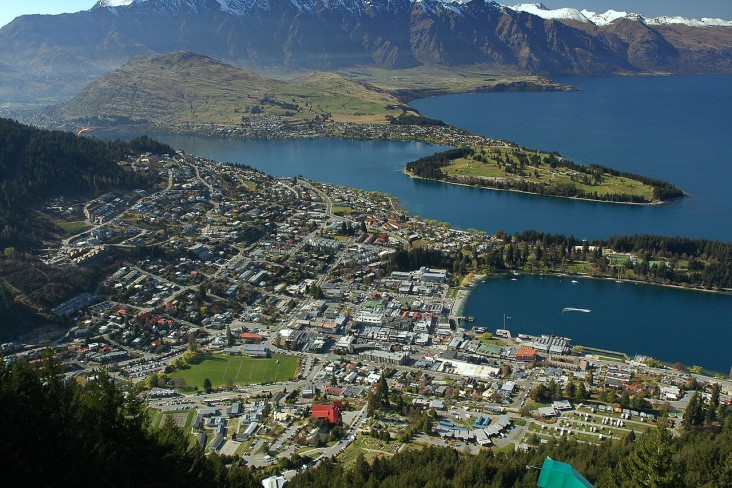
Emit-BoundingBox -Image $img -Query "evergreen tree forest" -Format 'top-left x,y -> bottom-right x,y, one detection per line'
0,118 -> 173,247
423,230 -> 732,291
0,357 -> 260,488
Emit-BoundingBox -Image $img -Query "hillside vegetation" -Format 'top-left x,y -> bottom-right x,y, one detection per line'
406,147 -> 685,204
50,52 -> 414,129
0,118 -> 171,247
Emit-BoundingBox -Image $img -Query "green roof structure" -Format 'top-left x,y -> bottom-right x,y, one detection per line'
536,458 -> 594,488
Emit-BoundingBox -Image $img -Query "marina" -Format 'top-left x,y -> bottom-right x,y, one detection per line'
461,274 -> 732,373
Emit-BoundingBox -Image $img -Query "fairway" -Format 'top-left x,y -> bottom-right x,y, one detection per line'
169,353 -> 298,390
439,146 -> 657,202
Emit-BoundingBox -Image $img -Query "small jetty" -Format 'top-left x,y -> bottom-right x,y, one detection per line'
562,307 -> 592,313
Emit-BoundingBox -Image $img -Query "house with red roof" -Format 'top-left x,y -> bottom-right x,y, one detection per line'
311,401 -> 342,425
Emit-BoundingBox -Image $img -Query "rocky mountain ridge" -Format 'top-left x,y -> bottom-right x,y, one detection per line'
1,0 -> 730,102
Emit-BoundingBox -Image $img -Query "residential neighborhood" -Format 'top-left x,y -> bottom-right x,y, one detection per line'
5,149 -> 731,485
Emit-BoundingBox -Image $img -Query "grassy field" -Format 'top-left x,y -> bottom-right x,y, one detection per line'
443,146 -> 656,201
332,205 -> 355,215
54,220 -> 91,235
169,353 -> 299,390
56,53 -> 411,128
337,65 -> 570,101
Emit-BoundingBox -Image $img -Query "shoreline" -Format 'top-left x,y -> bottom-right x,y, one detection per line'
455,272 -> 731,375
450,273 -> 486,319
482,269 -> 732,296
404,170 -> 671,207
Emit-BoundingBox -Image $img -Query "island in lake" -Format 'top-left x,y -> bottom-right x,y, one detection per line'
30,52 -> 685,205
405,146 -> 685,204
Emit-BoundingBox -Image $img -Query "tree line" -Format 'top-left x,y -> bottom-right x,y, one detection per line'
0,118 -> 174,247
390,231 -> 731,290
0,357 -> 260,488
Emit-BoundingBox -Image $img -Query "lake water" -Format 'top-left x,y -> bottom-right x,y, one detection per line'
102,75 -> 732,370
131,76 -> 732,241
411,75 -> 732,242
461,274 -> 732,374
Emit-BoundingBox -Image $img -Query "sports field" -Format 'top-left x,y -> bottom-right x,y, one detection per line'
169,353 -> 298,390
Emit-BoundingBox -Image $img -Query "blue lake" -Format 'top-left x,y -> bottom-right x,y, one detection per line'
101,75 -> 732,371
126,76 -> 732,241
412,75 -> 732,242
461,274 -> 732,374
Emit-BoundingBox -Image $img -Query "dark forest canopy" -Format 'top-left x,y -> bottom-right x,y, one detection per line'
0,118 -> 175,247
0,358 -> 260,488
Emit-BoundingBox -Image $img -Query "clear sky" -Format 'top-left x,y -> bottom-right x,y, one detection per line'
2,0 -> 732,29
0,1 -> 96,29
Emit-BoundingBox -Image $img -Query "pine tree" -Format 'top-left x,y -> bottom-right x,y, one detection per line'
615,425 -> 680,487
683,391 -> 705,429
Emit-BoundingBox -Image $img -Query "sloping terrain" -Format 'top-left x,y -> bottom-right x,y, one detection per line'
49,52 -> 414,127
0,0 -> 731,102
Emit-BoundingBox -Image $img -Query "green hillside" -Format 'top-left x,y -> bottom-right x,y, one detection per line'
0,118 -> 170,247
52,52 -> 414,129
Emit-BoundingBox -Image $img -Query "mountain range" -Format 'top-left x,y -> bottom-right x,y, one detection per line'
1,0 -> 731,102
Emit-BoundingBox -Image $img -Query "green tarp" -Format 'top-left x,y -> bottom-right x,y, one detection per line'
536,458 -> 594,488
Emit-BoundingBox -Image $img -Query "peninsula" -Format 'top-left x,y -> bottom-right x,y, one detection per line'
32,52 -> 684,205
405,146 -> 685,204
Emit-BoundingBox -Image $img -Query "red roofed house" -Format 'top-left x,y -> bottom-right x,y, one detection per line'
516,347 -> 538,363
240,332 -> 265,343
311,401 -> 343,425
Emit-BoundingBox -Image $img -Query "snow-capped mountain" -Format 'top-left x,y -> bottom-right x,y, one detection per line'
96,0 -> 732,27
0,0 -> 731,103
644,16 -> 732,28
508,3 -> 732,27
508,3 -> 588,22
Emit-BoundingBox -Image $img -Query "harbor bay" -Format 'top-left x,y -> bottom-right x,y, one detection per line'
98,75 -> 732,374
461,274 -> 732,374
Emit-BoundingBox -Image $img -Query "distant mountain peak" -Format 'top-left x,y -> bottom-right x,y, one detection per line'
98,0 -> 137,6
2,0 -> 731,105
508,3 -> 732,27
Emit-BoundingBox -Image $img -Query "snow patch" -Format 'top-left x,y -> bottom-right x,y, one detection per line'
509,3 -> 589,23
645,16 -> 732,28
98,0 -> 140,6
92,0 -> 732,27
508,4 -> 732,28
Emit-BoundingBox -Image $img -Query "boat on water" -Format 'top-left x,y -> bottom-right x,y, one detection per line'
571,280 -> 579,284
562,307 -> 592,313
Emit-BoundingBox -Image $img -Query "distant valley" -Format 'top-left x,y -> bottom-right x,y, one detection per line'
1,0 -> 731,103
